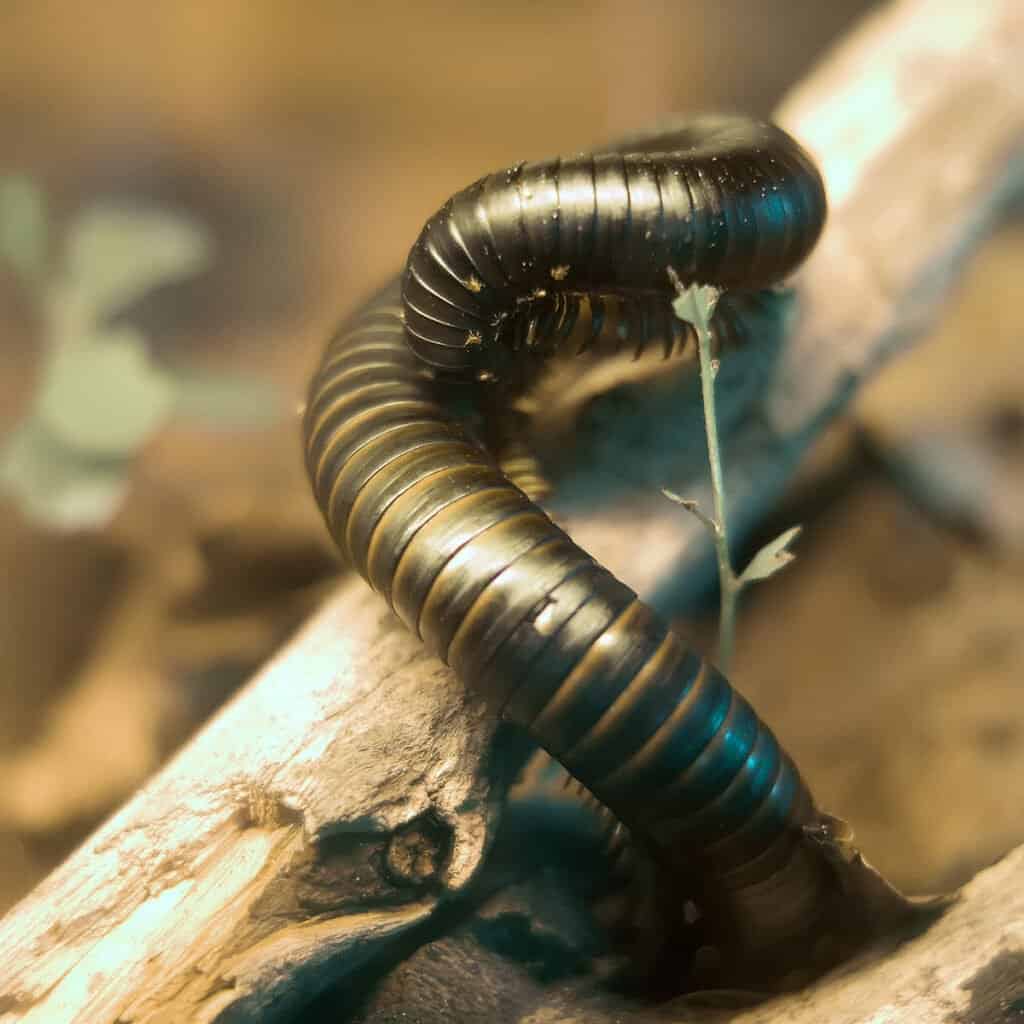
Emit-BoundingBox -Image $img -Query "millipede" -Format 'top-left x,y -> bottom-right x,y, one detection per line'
303,114 -> 847,988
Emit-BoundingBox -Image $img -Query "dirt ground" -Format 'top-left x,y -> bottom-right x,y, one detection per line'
2,0 -> 1022,932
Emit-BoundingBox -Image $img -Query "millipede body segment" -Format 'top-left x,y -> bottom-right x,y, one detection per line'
304,114 -> 836,984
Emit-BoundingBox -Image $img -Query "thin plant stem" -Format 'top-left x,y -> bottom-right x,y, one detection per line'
666,270 -> 742,672
694,310 -> 741,672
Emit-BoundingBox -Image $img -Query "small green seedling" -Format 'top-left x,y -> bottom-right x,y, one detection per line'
664,269 -> 802,672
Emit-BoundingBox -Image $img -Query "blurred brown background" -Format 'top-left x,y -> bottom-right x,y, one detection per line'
3,0 -> 1024,922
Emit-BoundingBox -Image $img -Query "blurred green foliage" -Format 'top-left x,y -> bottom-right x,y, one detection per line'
0,177 -> 47,286
0,179 -> 284,529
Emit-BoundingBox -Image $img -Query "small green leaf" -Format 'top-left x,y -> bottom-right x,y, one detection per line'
669,276 -> 720,333
0,421 -> 131,529
0,176 -> 47,284
738,525 -> 803,586
63,205 -> 212,318
171,369 -> 283,429
34,327 -> 177,457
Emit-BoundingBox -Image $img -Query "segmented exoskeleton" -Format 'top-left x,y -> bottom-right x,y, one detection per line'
304,115 -> 837,986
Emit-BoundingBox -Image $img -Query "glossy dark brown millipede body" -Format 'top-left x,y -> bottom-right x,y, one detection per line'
304,115 -> 833,982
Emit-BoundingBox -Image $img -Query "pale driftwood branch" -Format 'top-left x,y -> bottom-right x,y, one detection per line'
2,0 -> 1024,1021
0,581 -> 502,1023
566,0 -> 1024,607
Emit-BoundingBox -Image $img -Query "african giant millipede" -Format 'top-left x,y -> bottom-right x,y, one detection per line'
303,114 -> 841,984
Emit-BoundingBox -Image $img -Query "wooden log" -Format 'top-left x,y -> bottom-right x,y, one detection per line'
0,581 -> 503,1023
2,0 -> 1023,1020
